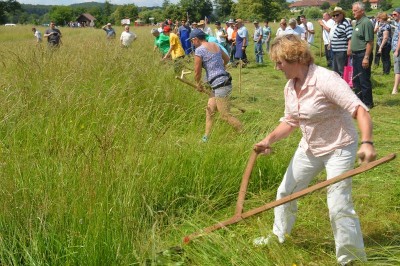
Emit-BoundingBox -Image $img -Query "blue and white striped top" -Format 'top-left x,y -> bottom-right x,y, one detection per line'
331,19 -> 353,52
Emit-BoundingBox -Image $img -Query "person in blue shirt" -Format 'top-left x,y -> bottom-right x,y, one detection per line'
102,23 -> 116,39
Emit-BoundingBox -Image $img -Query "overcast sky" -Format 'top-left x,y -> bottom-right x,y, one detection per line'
18,0 -> 179,7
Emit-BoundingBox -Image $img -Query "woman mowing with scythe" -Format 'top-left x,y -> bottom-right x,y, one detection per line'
189,29 -> 242,142
254,34 -> 376,265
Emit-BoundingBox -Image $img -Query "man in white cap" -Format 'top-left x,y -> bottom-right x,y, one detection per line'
234,19 -> 249,65
102,23 -> 116,39
253,20 -> 264,64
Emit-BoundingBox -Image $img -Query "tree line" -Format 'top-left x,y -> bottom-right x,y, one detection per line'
1,0 -> 394,26
1,0 -> 292,26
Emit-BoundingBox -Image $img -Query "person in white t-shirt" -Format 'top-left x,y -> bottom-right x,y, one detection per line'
319,12 -> 336,67
32,27 -> 42,44
285,18 -> 305,37
214,21 -> 227,49
299,15 -> 315,45
276,18 -> 287,38
120,25 -> 137,47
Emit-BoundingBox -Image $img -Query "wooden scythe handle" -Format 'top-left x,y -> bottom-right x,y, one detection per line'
183,153 -> 396,243
175,76 -> 246,113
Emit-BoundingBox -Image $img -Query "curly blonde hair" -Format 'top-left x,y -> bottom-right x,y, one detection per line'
270,34 -> 314,65
378,12 -> 388,21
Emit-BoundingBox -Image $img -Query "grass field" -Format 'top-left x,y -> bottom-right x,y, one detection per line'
0,23 -> 399,265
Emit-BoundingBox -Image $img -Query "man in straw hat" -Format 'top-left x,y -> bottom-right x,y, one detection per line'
253,20 -> 264,64
351,1 -> 374,108
330,6 -> 353,77
197,19 -> 213,36
234,19 -> 249,65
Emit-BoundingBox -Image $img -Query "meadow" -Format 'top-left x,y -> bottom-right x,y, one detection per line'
0,23 -> 399,265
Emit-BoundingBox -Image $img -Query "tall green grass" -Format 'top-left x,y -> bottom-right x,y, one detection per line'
0,24 -> 399,265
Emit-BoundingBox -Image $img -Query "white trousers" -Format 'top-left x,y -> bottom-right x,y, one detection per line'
272,142 -> 367,264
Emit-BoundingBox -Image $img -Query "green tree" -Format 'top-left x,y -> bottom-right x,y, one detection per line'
232,0 -> 286,21
49,6 -> 73,25
379,0 -> 392,11
214,0 -> 234,19
139,8 -> 164,24
17,10 -> 28,23
321,1 -> 330,10
337,0 -> 353,11
163,3 -> 182,20
0,0 -> 22,23
28,13 -> 40,25
303,7 -> 323,19
162,0 -> 171,9
103,0 -> 112,23
365,0 -> 372,12
179,0 -> 213,22
111,4 -> 138,25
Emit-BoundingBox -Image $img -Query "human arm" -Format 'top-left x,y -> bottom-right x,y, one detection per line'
378,27 -> 389,54
347,39 -> 352,56
373,21 -> 379,33
266,29 -> 271,42
222,47 -> 229,65
318,20 -> 330,32
362,40 -> 373,68
43,30 -> 52,38
194,55 -> 205,92
163,45 -> 173,60
254,122 -> 296,155
306,22 -> 315,34
257,28 -> 263,43
354,106 -> 376,163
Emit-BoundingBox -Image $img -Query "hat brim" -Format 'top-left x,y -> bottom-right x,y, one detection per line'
331,10 -> 345,16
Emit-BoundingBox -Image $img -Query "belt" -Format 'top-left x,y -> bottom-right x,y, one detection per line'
352,49 -> 366,54
209,73 -> 232,89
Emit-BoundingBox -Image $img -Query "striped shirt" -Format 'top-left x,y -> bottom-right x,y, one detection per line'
331,19 -> 352,52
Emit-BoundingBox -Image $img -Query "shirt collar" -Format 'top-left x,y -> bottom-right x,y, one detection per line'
288,64 -> 317,91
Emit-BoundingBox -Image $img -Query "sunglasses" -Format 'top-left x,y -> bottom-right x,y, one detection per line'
332,14 -> 340,18
392,13 -> 398,16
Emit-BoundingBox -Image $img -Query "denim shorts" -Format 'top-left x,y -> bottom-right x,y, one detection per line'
213,84 -> 232,98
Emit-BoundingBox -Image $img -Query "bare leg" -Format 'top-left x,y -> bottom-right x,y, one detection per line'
205,97 -> 217,137
392,73 -> 400,94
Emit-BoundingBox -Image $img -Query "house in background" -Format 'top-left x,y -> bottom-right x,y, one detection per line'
289,0 -> 339,12
134,19 -> 145,26
367,0 -> 380,9
289,0 -> 380,11
76,13 -> 96,27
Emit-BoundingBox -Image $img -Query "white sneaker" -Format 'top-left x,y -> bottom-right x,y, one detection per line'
253,234 -> 284,247
253,236 -> 270,247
